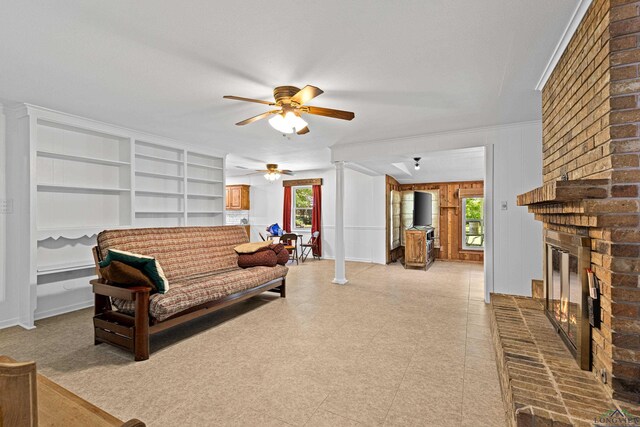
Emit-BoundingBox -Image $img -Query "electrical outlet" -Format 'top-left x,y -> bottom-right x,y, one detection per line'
501,201 -> 508,210
0,199 -> 13,214
601,368 -> 608,384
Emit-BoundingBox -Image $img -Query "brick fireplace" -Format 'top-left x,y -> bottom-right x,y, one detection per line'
517,0 -> 640,404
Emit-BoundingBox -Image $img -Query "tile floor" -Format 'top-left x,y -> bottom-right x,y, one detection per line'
0,260 -> 506,426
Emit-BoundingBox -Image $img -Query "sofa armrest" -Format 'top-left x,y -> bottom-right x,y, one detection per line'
90,279 -> 150,301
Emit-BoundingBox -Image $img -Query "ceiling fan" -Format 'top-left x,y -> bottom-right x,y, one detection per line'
223,85 -> 355,135
257,164 -> 294,181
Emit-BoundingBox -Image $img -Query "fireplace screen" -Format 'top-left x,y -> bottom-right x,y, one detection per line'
544,230 -> 591,370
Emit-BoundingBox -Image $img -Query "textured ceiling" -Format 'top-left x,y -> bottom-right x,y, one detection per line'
0,1 -> 578,172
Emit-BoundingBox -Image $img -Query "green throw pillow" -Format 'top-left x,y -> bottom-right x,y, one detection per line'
99,249 -> 169,294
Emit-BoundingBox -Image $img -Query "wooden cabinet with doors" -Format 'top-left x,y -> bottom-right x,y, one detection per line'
225,185 -> 250,210
405,229 -> 426,269
404,228 -> 435,270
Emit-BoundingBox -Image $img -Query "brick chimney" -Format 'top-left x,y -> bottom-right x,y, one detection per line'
520,0 -> 640,404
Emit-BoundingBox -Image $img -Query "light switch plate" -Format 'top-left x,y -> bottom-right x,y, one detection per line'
0,199 -> 13,214
501,201 -> 508,210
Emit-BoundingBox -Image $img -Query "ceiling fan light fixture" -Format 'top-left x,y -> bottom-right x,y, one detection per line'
268,111 -> 307,134
264,172 -> 281,181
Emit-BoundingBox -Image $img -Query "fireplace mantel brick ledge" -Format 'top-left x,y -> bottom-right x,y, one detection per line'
490,295 -> 640,426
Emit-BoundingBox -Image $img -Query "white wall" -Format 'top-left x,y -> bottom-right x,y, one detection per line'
332,121 -> 544,297
226,167 -> 386,264
490,123 -> 543,296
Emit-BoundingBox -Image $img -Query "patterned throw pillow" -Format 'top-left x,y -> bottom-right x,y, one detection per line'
269,243 -> 285,254
100,260 -> 157,292
99,249 -> 169,293
234,241 -> 271,254
238,249 -> 278,268
276,247 -> 289,265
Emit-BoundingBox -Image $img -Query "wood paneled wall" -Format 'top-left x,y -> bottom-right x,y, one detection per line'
399,181 -> 484,263
385,175 -> 403,263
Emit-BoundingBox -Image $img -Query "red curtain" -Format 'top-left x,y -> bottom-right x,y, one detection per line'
283,186 -> 292,233
312,185 -> 322,257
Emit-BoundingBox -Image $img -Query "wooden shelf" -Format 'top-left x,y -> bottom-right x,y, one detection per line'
37,225 -> 129,241
187,193 -> 223,198
37,184 -> 131,193
135,171 -> 183,180
37,151 -> 130,167
187,177 -> 222,184
135,153 -> 184,165
135,189 -> 184,197
135,210 -> 184,215
187,211 -> 223,215
187,162 -> 223,170
37,260 -> 95,275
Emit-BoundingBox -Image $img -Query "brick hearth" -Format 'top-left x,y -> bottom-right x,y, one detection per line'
490,295 -> 639,426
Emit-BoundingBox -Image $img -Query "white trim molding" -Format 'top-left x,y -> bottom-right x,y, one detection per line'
535,0 -> 594,91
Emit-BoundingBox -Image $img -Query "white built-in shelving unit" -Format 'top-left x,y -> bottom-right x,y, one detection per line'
6,105 -> 226,327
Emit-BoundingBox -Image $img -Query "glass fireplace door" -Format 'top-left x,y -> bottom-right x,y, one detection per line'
548,246 -> 562,324
567,254 -> 580,343
560,251 -> 570,336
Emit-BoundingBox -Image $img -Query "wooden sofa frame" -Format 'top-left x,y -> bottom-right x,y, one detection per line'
90,247 -> 286,361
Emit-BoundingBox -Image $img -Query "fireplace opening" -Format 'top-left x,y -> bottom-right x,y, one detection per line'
544,230 -> 591,370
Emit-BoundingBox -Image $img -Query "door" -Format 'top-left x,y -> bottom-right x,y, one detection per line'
230,187 -> 241,209
407,231 -> 425,264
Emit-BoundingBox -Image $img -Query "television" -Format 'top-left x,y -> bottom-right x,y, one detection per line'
413,192 -> 432,226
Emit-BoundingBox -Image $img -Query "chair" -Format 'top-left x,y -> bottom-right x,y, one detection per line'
0,356 -> 38,426
0,355 -> 145,426
300,231 -> 320,262
280,233 -> 299,265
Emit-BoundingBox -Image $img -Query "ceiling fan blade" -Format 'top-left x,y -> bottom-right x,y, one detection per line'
305,106 -> 355,121
291,85 -> 324,106
281,170 -> 295,175
296,126 -> 310,135
223,95 -> 275,106
235,110 -> 278,126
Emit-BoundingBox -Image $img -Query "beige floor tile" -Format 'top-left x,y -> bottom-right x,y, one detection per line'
320,383 -> 398,426
306,409 -> 361,426
0,260 -> 504,426
385,396 -> 462,426
248,375 -> 331,425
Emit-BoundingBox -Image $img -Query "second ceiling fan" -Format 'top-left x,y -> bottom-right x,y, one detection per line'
224,85 -> 355,135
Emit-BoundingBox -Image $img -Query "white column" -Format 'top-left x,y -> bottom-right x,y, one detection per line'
0,104 -> 5,304
332,161 -> 348,284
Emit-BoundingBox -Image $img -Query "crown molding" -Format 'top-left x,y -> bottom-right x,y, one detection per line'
332,119 -> 541,152
535,0 -> 593,91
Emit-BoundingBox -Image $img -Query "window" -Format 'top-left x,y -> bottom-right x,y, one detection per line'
462,197 -> 484,250
292,186 -> 313,230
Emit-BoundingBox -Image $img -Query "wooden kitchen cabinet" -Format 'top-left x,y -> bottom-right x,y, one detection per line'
225,185 -> 250,210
